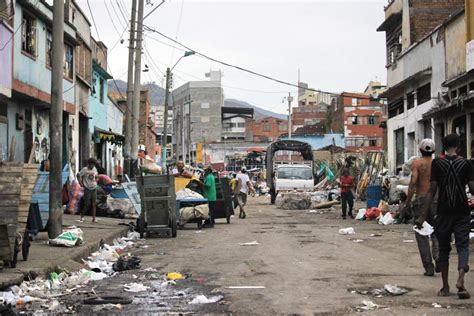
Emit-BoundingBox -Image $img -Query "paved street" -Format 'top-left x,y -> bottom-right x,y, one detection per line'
30,196 -> 473,315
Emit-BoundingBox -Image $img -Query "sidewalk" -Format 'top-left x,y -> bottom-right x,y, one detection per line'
0,215 -> 130,289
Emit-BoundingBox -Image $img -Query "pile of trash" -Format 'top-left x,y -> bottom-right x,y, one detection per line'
276,192 -> 312,210
0,232 -> 139,311
349,284 -> 409,297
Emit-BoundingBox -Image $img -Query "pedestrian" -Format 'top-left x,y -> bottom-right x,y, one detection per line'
235,167 -> 251,219
416,134 -> 473,299
173,160 -> 193,178
339,168 -> 354,219
404,138 -> 439,276
199,166 -> 216,228
79,158 -> 98,222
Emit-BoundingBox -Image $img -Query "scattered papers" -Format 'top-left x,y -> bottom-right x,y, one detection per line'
239,241 -> 260,246
123,283 -> 149,293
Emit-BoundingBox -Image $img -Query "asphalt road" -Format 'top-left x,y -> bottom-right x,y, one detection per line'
27,196 -> 474,315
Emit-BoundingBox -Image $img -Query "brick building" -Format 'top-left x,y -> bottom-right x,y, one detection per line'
245,117 -> 288,142
342,92 -> 385,152
139,90 -> 157,160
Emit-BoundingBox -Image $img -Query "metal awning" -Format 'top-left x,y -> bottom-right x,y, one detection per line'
376,11 -> 402,32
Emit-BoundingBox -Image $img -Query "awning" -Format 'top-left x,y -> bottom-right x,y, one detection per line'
94,127 -> 125,144
376,11 -> 402,32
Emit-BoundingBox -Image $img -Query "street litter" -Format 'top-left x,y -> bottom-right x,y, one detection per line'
112,256 -> 141,272
189,294 -> 224,304
384,284 -> 408,296
123,283 -> 149,292
355,209 -> 366,220
339,227 -> 355,235
403,240 -> 415,243
413,221 -> 434,236
355,300 -> 379,311
239,241 -> 260,246
350,238 -> 364,243
379,212 -> 394,225
167,272 -> 185,280
226,286 -> 266,289
369,233 -> 382,237
49,227 -> 84,247
432,302 -> 442,308
124,231 -> 141,241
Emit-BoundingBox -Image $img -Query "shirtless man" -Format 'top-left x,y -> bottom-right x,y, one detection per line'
173,160 -> 193,178
404,139 -> 439,276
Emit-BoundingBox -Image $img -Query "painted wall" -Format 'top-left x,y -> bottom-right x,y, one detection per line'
5,102 -> 25,162
0,21 -> 13,97
13,2 -> 75,104
445,14 -> 466,80
89,67 -> 109,133
107,97 -> 124,135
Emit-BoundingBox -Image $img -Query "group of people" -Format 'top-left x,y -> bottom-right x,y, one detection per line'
338,135 -> 471,299
172,160 -> 253,228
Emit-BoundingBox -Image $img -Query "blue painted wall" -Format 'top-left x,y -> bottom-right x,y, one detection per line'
279,133 -> 345,150
13,1 -> 75,104
89,65 -> 110,133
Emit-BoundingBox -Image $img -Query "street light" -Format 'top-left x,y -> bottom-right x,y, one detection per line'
162,51 -> 195,171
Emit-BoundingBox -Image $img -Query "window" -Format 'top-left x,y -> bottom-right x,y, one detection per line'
368,116 -> 379,125
351,98 -> 358,106
388,97 -> 404,118
406,92 -> 415,109
46,31 -> 52,67
278,124 -> 287,132
64,44 -> 73,79
99,78 -> 104,104
395,128 -> 405,167
350,116 -> 358,125
263,122 -> 270,131
417,83 -> 431,105
201,102 -> 209,109
237,123 -> 245,128
22,12 -> 36,56
369,139 -> 377,147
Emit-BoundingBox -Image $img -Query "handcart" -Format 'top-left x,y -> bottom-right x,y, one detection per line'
136,173 -> 177,238
175,198 -> 208,229
212,176 -> 234,224
0,162 -> 38,268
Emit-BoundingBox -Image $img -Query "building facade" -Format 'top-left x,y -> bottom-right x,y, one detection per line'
221,106 -> 254,141
172,71 -> 224,162
377,0 -> 465,171
245,116 -> 288,142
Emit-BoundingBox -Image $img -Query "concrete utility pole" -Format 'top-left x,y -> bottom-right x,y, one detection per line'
49,0 -> 64,238
161,67 -> 171,171
124,0 -> 137,177
287,92 -> 293,139
131,0 -> 144,162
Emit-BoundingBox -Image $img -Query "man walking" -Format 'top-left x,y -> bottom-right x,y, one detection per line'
405,139 -> 439,276
235,167 -> 251,219
79,158 -> 98,222
339,168 -> 354,219
417,134 -> 473,299
200,166 -> 216,228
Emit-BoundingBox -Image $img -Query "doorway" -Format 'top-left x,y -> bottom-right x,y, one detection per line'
24,109 -> 33,162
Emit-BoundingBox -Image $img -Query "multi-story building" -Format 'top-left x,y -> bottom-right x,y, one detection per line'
341,91 -> 385,152
377,0 -> 466,170
139,90 -> 157,161
172,71 -> 224,162
221,106 -> 254,141
424,6 -> 474,159
245,117 -> 288,142
2,0 -> 77,165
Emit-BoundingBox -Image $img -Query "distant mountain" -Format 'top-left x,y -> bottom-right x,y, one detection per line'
224,99 -> 287,120
108,79 -> 166,106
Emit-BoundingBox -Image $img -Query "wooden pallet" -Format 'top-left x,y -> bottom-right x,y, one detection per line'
18,164 -> 39,229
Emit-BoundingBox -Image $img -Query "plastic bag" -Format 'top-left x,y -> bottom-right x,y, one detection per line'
339,227 -> 355,235
365,207 -> 381,220
355,209 -> 366,220
49,228 -> 84,247
379,212 -> 394,225
413,221 -> 434,236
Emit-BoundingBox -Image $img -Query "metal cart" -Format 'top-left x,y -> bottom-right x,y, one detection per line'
212,176 -> 234,224
0,162 -> 38,268
136,173 -> 177,238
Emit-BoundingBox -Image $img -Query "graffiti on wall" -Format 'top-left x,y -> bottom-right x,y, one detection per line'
33,110 -> 50,164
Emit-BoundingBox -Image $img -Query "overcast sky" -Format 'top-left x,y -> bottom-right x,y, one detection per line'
76,0 -> 387,114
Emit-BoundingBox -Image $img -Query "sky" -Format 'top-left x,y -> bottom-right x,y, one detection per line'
76,0 -> 387,114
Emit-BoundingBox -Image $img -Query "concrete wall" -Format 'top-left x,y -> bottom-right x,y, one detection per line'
107,98 -> 123,135
445,14 -> 466,80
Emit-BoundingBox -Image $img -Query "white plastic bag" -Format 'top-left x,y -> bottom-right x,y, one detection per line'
339,227 -> 355,235
49,228 -> 84,247
379,212 -> 394,225
355,209 -> 366,220
413,221 -> 434,236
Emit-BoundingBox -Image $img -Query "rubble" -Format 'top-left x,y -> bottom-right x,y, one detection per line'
276,192 -> 312,210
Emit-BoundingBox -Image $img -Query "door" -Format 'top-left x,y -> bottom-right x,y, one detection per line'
395,128 -> 404,168
24,109 -> 33,162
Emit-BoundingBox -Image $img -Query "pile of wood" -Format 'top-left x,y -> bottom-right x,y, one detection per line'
356,151 -> 385,196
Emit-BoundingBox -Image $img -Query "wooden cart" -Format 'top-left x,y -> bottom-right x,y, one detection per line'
0,162 -> 38,268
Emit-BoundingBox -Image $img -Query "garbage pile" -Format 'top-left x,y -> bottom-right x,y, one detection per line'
0,232 -> 139,312
276,192 -> 312,210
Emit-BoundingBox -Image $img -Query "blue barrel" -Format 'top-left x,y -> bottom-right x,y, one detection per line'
366,185 -> 382,208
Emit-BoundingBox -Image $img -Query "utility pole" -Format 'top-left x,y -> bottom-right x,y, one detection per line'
161,68 -> 171,171
124,0 -> 137,177
131,0 -> 144,164
49,0 -> 64,238
287,92 -> 293,160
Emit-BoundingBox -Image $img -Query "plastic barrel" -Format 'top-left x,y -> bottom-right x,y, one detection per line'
366,185 -> 382,208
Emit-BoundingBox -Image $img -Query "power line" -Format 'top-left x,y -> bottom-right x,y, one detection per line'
143,25 -> 339,96
87,0 -> 101,41
104,0 -> 123,38
169,0 -> 185,64
114,0 -> 130,25
0,20 -> 23,51
109,0 -> 127,29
